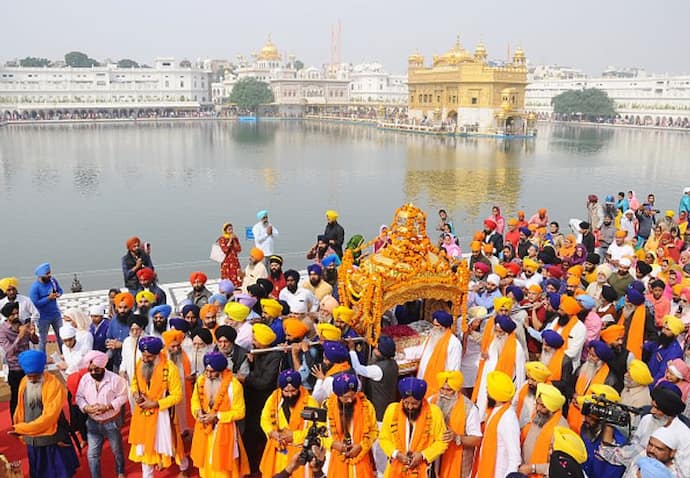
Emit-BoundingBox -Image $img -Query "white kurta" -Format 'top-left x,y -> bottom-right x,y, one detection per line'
481,405 -> 521,478
545,317 -> 587,370
405,332 -> 462,380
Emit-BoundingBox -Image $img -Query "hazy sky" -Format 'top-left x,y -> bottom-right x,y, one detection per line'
4,0 -> 688,75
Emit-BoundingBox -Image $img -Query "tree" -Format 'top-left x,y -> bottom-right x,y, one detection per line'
64,51 -> 99,68
229,78 -> 274,112
117,58 -> 139,68
294,60 -> 304,71
20,57 -> 50,67
552,88 -> 616,120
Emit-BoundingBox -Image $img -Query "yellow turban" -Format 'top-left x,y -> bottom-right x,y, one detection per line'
525,361 -> 552,383
493,296 -> 513,312
666,210 -> 675,218
252,323 -> 277,346
0,277 -> 18,292
664,315 -> 685,336
283,317 -> 309,339
470,241 -> 482,252
333,306 -> 355,325
600,324 -> 625,344
566,276 -> 581,287
523,258 -> 539,271
325,210 -> 339,220
553,426 -> 588,464
135,290 -> 155,303
261,298 -> 283,319
486,370 -> 515,402
536,383 -> 565,412
568,265 -> 583,278
437,370 -> 464,392
316,323 -> 342,341
493,264 -> 508,279
628,359 -> 653,385
224,302 -> 250,322
162,329 -> 184,347
588,384 -> 620,403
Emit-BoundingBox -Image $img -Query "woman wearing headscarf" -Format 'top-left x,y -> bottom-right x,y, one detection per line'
489,206 -> 505,235
570,244 -> 588,266
374,225 -> 391,253
558,235 -> 577,262
217,222 -> 242,287
62,307 -> 94,355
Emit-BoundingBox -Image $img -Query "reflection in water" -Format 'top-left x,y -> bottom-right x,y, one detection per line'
548,124 -> 615,154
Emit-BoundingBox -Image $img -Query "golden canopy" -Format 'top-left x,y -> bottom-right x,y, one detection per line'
258,36 -> 280,61
337,204 -> 470,343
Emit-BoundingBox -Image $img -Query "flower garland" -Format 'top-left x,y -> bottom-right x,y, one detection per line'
195,372 -> 232,433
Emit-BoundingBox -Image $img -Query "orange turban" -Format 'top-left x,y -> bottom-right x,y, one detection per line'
508,218 -> 518,226
283,318 -> 309,339
566,276 -> 581,287
615,230 -> 627,238
538,208 -> 547,215
482,243 -> 494,254
250,247 -> 265,261
559,295 -> 582,315
200,304 -> 218,319
600,324 -> 625,344
493,264 -> 508,278
473,231 -> 485,242
528,284 -> 542,293
471,241 -> 482,252
568,265 -> 583,278
126,236 -> 140,250
114,292 -> 134,310
189,271 -> 208,284
162,329 -> 184,347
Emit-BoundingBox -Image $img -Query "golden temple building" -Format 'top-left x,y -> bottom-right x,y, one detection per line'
408,36 -> 531,133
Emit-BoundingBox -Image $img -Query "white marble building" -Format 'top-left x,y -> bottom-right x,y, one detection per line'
349,63 -> 407,104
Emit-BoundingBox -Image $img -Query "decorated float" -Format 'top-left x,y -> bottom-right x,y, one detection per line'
337,203 -> 471,373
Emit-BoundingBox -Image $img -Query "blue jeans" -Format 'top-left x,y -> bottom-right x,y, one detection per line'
86,417 -> 125,477
37,316 -> 63,352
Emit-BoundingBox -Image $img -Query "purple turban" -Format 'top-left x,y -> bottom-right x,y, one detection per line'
138,336 -> 164,354
278,369 -> 302,389
547,292 -> 561,309
496,314 -> 516,333
323,341 -> 349,363
626,287 -> 645,306
307,264 -> 323,276
169,318 -> 190,333
432,310 -> 453,328
234,293 -> 258,308
519,227 -> 532,237
398,377 -> 427,400
377,335 -> 396,358
506,285 -> 524,302
218,279 -> 235,294
203,352 -> 228,371
181,304 -> 200,318
589,340 -> 613,362
542,329 -> 565,349
333,373 -> 359,396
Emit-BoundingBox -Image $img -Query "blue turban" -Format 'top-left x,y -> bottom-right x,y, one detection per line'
218,279 -> 235,295
323,341 -> 349,363
278,369 -> 301,389
322,254 -> 342,268
519,227 -> 532,237
377,335 -> 396,358
34,262 -> 51,276
150,304 -> 172,319
169,318 -> 190,333
181,304 -> 200,318
546,278 -> 561,291
138,336 -> 164,354
576,294 -> 596,310
307,264 -> 323,276
433,310 -> 453,328
506,285 -> 524,302
257,209 -> 269,220
18,350 -> 46,374
589,340 -> 613,362
398,377 -> 427,400
203,351 -> 228,372
542,329 -> 564,349
496,314 -> 516,333
270,318 -> 286,346
209,294 -> 228,308
626,287 -> 645,306
635,457 -> 674,478
655,381 -> 682,397
629,280 -> 646,294
333,373 -> 359,396
547,291 -> 561,309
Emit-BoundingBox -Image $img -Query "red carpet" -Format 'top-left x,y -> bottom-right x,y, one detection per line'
0,401 -> 199,477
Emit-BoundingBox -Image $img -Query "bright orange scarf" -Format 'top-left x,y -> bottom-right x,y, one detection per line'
471,320 -> 496,402
326,361 -> 351,378
474,403 -> 510,478
553,316 -> 578,349
13,373 -> 65,437
129,355 -> 172,454
388,401 -> 434,478
495,333 -> 518,378
422,329 -> 453,398
326,392 -> 376,478
516,383 -> 531,420
547,348 -> 566,382
259,387 -> 310,478
567,364 -> 609,432
432,395 -> 467,478
619,305 -> 646,359
524,411 -> 562,477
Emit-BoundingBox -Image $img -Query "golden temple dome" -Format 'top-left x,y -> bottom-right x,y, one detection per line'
408,51 -> 424,64
474,40 -> 487,57
513,46 -> 526,62
258,35 -> 280,61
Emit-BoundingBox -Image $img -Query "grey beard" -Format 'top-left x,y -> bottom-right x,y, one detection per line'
169,350 -> 181,365
533,410 -> 551,427
141,360 -> 155,385
25,379 -> 44,410
540,349 -> 554,365
437,394 -> 458,422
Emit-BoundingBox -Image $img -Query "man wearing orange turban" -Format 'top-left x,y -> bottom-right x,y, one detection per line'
544,294 -> 587,370
107,292 -> 135,373
121,236 -> 154,293
162,329 -> 195,461
241,248 -> 269,294
187,271 -> 212,307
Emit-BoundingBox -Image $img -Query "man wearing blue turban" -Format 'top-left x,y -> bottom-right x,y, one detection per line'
252,209 -> 279,260
28,262 -> 64,352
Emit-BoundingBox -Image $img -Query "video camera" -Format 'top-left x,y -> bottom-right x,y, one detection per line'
581,394 -> 645,428
298,407 -> 327,465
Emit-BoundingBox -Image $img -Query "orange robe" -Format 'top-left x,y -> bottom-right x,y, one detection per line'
421,329 -> 454,398
430,394 -> 468,478
13,373 -> 66,438
567,364 -> 610,432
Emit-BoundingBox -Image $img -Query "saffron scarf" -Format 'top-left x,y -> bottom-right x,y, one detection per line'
524,411 -> 563,478
432,395 -> 467,478
619,305 -> 646,359
13,373 -> 65,437
474,403 -> 510,478
516,383 -> 531,420
472,320 -> 496,402
495,333 -> 518,378
547,348 -> 566,382
422,329 -> 453,397
129,355 -> 171,454
326,392 -> 376,478
326,361 -> 351,378
567,364 -> 609,432
388,401 -> 434,478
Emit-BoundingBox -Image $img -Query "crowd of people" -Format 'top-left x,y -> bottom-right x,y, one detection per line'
3,191 -> 690,478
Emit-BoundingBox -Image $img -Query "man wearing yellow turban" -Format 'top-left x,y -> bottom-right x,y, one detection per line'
324,210 -> 345,258
646,315 -> 685,384
0,277 -> 39,325
134,289 -> 155,316
515,361 -> 551,427
518,383 -> 568,477
620,359 -> 652,417
552,426 -> 587,464
474,371 -> 520,478
316,323 -> 342,341
430,371 -> 482,478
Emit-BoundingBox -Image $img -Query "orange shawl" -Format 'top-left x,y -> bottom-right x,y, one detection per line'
475,403 -> 510,478
422,329 -> 453,398
495,333 -> 518,378
471,321 -> 497,402
567,364 -> 610,432
553,316 -> 578,349
326,392 -> 376,478
176,351 -> 195,429
619,305 -> 646,359
259,387 -> 311,478
516,383 -> 531,420
326,361 -> 351,378
547,348 -> 566,382
388,401 -> 435,478
190,371 -> 249,475
432,394 -> 467,478
523,411 -> 562,477
13,373 -> 65,438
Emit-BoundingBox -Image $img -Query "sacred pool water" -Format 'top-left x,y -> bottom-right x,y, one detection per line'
1,120 -> 688,289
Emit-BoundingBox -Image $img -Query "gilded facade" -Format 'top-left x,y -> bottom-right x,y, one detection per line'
408,37 -> 530,133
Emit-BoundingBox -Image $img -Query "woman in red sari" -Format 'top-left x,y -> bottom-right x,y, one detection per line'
218,223 -> 242,286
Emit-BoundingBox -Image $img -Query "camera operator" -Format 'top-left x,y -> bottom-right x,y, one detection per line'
273,444 -> 326,478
